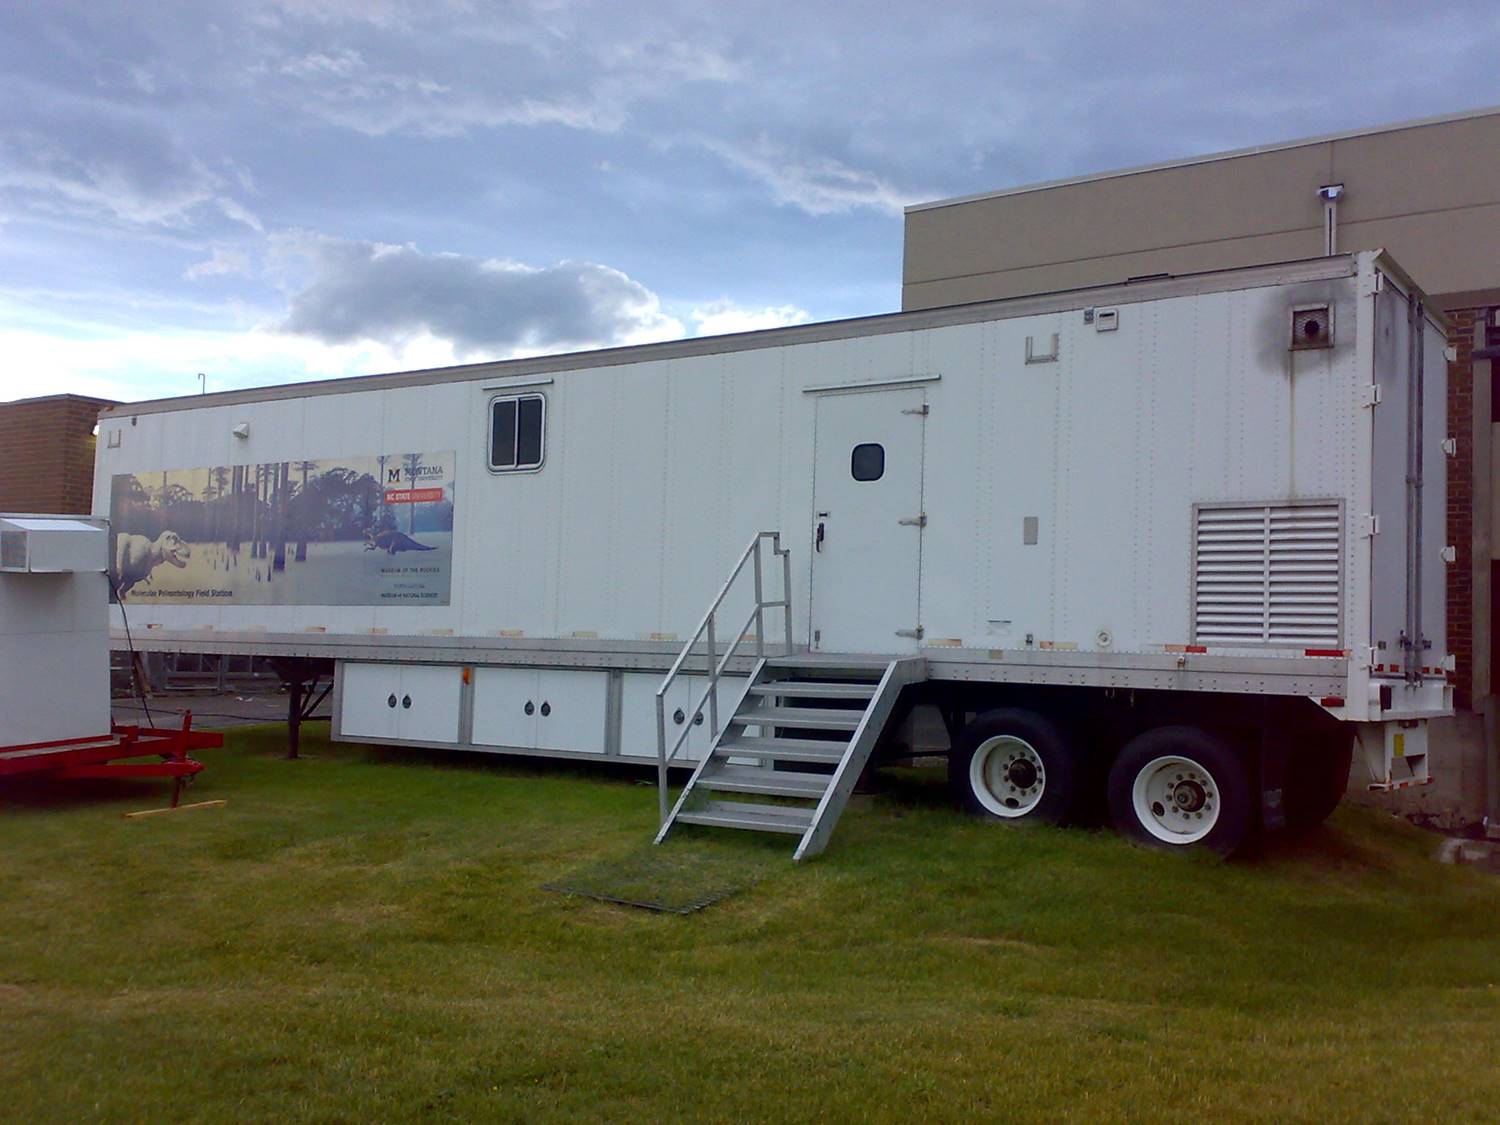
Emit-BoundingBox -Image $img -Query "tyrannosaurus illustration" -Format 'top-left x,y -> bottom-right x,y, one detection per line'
114,530 -> 191,595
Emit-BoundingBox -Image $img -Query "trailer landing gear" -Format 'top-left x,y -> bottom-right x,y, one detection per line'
270,658 -> 334,759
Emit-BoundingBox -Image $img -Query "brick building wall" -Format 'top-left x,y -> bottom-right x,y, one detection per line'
0,394 -> 116,515
1448,311 -> 1476,710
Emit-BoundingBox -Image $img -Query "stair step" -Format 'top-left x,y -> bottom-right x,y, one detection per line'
734,705 -> 863,730
659,653 -> 918,860
716,734 -> 849,764
765,656 -> 891,679
698,766 -> 832,799
677,800 -> 815,835
747,681 -> 878,700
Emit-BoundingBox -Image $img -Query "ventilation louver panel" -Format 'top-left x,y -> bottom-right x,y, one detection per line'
0,530 -> 26,571
1193,503 -> 1342,647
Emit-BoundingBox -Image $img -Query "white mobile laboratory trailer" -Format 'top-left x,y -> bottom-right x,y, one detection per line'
94,250 -> 1451,857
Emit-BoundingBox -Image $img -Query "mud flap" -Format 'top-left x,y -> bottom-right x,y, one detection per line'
1259,732 -> 1289,832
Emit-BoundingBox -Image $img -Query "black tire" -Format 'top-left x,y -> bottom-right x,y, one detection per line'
1107,726 -> 1252,856
1284,730 -> 1354,831
949,708 -> 1079,826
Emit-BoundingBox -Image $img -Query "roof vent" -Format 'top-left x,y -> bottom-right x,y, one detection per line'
1291,304 -> 1333,351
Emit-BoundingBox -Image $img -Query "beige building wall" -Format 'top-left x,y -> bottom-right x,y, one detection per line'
901,106 -> 1500,829
902,106 -> 1500,313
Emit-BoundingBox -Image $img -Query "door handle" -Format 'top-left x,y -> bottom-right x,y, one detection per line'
815,521 -> 826,551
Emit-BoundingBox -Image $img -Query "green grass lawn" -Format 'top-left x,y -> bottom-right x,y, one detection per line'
4,725 -> 1500,1122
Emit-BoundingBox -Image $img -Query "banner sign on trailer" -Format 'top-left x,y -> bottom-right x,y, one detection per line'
108,451 -> 456,605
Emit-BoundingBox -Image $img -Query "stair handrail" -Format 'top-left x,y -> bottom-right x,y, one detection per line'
656,530 -> 794,824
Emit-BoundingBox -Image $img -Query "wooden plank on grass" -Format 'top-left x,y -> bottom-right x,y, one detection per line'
124,800 -> 227,819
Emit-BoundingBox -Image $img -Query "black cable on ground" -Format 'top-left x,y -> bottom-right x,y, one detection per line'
108,574 -> 154,728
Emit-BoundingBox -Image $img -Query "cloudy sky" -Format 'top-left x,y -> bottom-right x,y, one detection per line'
3,1 -> 1498,404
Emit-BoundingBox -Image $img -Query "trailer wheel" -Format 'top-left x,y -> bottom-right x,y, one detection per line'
1108,727 -> 1251,856
1284,730 -> 1354,831
950,709 -> 1078,825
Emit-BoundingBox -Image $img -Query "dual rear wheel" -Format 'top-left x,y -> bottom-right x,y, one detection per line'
949,710 -> 1254,855
1105,726 -> 1251,854
952,709 -> 1078,826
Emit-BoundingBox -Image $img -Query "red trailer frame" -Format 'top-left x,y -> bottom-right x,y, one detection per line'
0,713 -> 221,806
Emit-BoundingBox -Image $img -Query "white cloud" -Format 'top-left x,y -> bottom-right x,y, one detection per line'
214,197 -> 263,232
691,300 -> 810,336
269,35 -> 626,138
702,136 -> 924,216
279,235 -> 683,357
0,92 -> 260,232
184,245 -> 254,280
0,147 -> 219,229
0,321 -> 448,405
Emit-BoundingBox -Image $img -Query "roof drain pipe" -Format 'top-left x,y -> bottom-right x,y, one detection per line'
1318,183 -> 1344,256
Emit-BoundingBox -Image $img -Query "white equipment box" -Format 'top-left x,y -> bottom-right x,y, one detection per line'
0,515 -> 111,746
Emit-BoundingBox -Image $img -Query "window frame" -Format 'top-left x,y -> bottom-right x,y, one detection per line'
487,392 -> 547,474
850,442 -> 885,482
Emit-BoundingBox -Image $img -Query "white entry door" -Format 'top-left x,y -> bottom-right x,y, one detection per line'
810,387 -> 926,652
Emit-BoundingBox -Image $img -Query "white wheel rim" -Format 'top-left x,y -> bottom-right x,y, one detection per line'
970,735 -> 1046,818
1131,754 -> 1221,844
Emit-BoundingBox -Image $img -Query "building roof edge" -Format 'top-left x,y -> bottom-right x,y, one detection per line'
905,104 -> 1500,215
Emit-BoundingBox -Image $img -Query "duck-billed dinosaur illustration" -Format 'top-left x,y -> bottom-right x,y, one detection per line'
364,528 -> 437,554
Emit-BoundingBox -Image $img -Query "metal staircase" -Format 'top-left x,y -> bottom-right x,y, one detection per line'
650,531 -> 923,861
659,655 -> 922,860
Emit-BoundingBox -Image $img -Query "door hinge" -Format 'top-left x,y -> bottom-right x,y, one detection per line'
896,626 -> 925,640
902,404 -> 929,416
1363,514 -> 1380,537
898,514 -> 927,528
1363,384 -> 1382,407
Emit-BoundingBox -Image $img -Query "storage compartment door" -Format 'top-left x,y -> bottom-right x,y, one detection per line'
533,669 -> 608,754
619,672 -> 667,760
620,671 -> 706,761
471,667 -> 539,749
339,662 -> 401,740
395,665 -> 463,744
684,675 -> 749,761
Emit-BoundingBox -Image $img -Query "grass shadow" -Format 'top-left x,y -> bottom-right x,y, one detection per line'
0,776 -> 184,812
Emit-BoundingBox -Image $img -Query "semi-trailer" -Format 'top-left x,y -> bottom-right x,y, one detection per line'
94,250 -> 1450,856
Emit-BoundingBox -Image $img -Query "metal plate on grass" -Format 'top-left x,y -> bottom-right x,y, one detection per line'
542,845 -> 773,914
